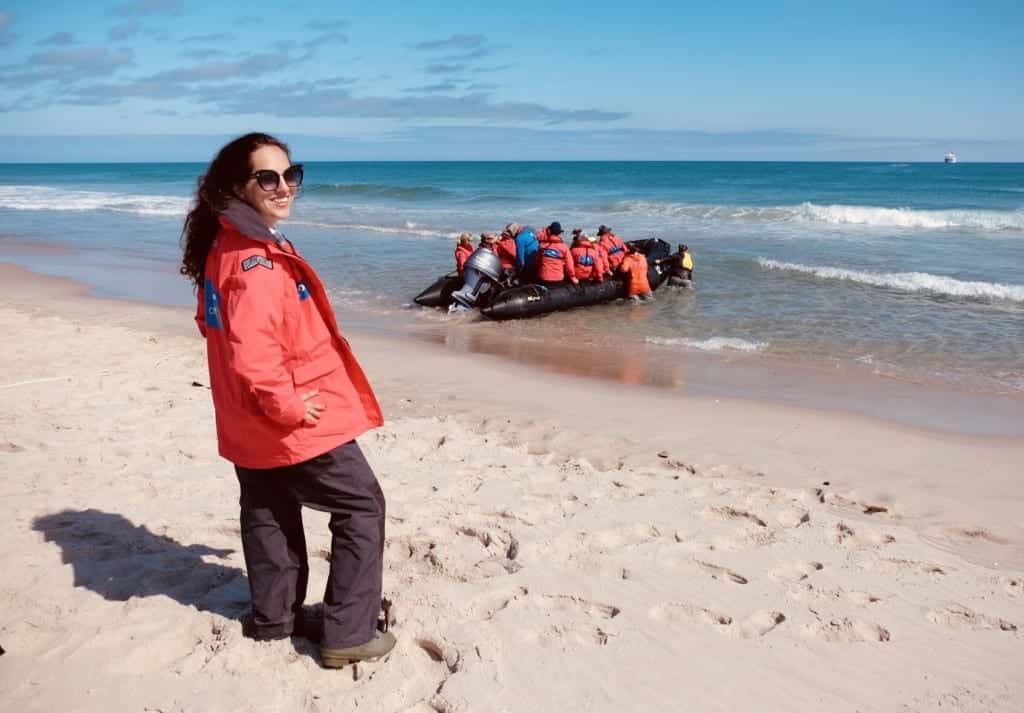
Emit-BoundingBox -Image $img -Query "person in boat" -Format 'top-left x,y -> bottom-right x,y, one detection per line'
588,231 -> 613,278
597,225 -> 627,272
536,221 -> 578,288
655,243 -> 694,286
455,232 -> 474,278
619,243 -> 654,302
479,231 -> 499,253
495,227 -> 518,278
505,222 -> 539,282
181,132 -> 393,667
570,229 -> 606,283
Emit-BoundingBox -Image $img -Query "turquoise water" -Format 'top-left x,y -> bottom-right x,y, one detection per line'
1,161 -> 1022,393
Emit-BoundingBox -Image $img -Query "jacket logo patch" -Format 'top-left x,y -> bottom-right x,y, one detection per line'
542,248 -> 561,259
241,255 -> 273,271
203,278 -> 222,330
296,281 -> 311,301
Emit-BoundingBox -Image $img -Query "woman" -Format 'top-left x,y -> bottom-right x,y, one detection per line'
180,133 -> 395,669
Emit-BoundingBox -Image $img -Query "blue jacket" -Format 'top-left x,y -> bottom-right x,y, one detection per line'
515,227 -> 539,272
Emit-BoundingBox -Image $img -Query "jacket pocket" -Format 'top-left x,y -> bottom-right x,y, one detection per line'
292,350 -> 344,386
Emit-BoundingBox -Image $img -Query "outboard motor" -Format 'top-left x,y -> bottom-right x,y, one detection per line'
451,248 -> 503,309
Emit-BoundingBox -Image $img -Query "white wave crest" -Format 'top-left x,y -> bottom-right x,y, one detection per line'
600,199 -> 1024,231
293,219 -> 456,239
758,258 -> 1024,302
0,185 -> 189,217
646,336 -> 768,352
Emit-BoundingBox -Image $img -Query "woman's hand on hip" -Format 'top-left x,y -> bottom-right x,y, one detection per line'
302,389 -> 325,425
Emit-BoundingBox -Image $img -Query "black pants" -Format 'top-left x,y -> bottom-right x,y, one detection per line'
234,441 -> 385,649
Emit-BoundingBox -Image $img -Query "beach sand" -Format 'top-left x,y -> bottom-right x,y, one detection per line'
1,263 -> 1021,713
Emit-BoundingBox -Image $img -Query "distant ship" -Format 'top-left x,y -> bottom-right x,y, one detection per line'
944,152 -> 958,163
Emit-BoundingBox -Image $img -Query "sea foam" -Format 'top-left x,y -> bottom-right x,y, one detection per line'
646,336 -> 768,352
0,185 -> 189,217
757,258 -> 1024,302
598,200 -> 1024,231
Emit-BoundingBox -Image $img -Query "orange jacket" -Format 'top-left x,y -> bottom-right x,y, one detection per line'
195,205 -> 383,468
455,243 -> 474,277
570,243 -> 606,282
600,233 -> 627,270
620,252 -> 652,296
536,235 -> 577,283
495,236 -> 517,271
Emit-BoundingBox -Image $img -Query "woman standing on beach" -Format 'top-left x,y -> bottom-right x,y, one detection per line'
179,132 -> 395,668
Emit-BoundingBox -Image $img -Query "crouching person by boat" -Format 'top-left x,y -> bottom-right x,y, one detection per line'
620,243 -> 654,302
505,222 -> 539,283
656,243 -> 694,286
181,132 -> 395,669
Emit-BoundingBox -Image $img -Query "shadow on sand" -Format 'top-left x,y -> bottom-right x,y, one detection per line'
32,508 -> 249,619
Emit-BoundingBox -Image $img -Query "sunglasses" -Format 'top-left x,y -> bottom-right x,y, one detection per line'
249,164 -> 304,192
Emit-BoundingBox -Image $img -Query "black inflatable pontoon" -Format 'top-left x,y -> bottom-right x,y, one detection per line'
413,238 -> 671,321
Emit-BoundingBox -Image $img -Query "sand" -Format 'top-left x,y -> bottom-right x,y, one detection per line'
0,264 -> 1021,713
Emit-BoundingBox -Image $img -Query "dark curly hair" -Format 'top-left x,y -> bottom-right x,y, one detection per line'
179,132 -> 290,287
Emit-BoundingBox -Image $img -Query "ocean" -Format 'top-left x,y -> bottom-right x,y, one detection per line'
2,160 -> 1023,398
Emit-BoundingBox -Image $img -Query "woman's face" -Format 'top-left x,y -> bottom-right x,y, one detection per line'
240,144 -> 294,228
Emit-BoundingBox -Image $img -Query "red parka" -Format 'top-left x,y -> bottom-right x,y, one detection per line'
495,236 -> 517,271
620,252 -> 652,296
195,203 -> 383,468
455,243 -> 474,277
599,232 -> 627,271
536,232 -> 577,284
570,243 -> 607,282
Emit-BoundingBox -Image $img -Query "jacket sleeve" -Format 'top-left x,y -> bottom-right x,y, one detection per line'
564,247 -> 577,282
194,284 -> 208,338
221,264 -> 306,427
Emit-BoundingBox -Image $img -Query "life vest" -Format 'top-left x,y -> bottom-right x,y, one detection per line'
682,251 -> 694,271
571,244 -> 606,282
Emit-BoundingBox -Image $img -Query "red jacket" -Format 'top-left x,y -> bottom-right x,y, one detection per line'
495,236 -> 517,271
455,243 -> 474,277
195,210 -> 383,468
536,234 -> 577,283
600,232 -> 627,270
620,252 -> 652,296
570,243 -> 606,282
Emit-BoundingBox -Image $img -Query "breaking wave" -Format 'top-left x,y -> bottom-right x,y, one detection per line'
592,200 -> 1024,231
757,258 -> 1024,302
646,336 -> 768,352
0,185 -> 189,217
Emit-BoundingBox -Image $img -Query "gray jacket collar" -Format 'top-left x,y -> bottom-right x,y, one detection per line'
221,199 -> 288,246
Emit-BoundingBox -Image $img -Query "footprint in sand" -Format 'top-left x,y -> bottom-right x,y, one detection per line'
519,594 -> 622,647
694,559 -> 749,585
801,615 -> 891,642
926,605 -> 1017,632
648,603 -> 785,638
832,522 -> 896,549
702,505 -> 768,528
768,561 -> 824,584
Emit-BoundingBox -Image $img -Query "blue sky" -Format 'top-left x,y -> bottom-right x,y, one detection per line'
0,0 -> 1021,161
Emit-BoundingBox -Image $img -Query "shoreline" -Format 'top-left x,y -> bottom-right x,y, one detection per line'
3,259 -> 1023,565
3,244 -> 1023,439
2,257 -> 1022,712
